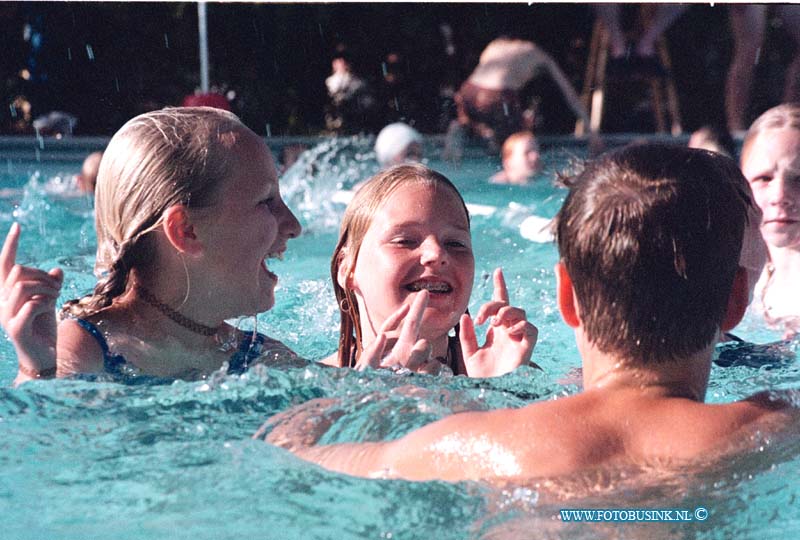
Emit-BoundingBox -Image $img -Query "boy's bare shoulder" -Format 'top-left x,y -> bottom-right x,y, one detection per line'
383,393 -> 611,481
398,390 -> 799,480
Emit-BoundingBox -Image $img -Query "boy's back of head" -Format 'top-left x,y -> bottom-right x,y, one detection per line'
556,144 -> 751,363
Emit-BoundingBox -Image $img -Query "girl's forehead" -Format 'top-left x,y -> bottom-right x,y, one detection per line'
384,181 -> 460,203
372,182 -> 469,227
743,128 -> 800,166
756,127 -> 800,147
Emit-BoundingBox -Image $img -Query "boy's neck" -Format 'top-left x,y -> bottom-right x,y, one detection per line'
578,331 -> 714,402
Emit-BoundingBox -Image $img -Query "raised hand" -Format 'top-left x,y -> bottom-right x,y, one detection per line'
460,268 -> 538,377
0,223 -> 63,383
357,290 -> 440,374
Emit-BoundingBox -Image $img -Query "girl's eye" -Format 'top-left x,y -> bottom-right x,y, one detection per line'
390,237 -> 417,246
446,237 -> 471,249
750,176 -> 771,184
259,197 -> 275,207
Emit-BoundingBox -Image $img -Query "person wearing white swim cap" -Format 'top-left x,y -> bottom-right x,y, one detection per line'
374,122 -> 424,168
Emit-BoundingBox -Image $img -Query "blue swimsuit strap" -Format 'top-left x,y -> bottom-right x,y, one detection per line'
73,318 -> 128,375
73,318 -> 266,376
228,331 -> 267,374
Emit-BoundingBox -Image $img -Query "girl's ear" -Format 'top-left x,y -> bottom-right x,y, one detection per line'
336,253 -> 352,289
162,204 -> 202,255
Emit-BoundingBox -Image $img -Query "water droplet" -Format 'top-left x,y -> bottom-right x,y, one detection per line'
164,34 -> 170,48
86,44 -> 95,61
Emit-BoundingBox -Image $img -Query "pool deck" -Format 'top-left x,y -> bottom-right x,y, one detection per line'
0,133 -> 697,162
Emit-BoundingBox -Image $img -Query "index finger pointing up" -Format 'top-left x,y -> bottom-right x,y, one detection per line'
492,268 -> 509,303
0,223 -> 20,282
397,290 -> 429,347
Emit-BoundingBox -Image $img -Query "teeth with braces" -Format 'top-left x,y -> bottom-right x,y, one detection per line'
406,282 -> 452,293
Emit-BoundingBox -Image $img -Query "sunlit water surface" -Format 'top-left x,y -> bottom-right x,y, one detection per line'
0,137 -> 798,539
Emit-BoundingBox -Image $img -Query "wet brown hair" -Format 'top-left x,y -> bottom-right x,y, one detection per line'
556,143 -> 751,363
331,163 -> 470,367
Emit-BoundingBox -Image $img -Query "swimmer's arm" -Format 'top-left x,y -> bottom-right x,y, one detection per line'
539,53 -> 592,130
295,409 -> 517,482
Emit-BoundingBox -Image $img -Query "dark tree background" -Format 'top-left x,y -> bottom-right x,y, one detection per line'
0,2 -> 795,136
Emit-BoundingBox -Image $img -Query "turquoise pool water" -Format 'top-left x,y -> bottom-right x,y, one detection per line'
0,137 -> 798,539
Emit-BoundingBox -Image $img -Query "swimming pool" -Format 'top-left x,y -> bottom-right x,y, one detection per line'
0,136 -> 798,539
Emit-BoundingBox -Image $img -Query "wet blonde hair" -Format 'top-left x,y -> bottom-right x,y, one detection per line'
741,102 -> 800,165
331,163 -> 470,368
63,106 -> 248,318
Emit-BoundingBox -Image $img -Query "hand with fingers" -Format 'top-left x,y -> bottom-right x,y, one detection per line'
0,223 -> 64,384
356,290 -> 441,375
460,268 -> 539,378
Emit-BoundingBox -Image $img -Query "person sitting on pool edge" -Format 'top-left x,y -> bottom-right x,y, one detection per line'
443,36 -> 592,161
272,144 -> 797,482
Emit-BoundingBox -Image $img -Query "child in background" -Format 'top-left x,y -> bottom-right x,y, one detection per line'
75,151 -> 103,194
491,131 -> 542,184
687,125 -> 736,159
740,103 -> 800,337
374,122 -> 423,168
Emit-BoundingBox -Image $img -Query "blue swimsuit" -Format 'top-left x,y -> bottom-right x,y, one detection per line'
74,318 -> 273,378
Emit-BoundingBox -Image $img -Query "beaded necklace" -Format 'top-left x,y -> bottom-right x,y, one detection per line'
138,287 -> 219,337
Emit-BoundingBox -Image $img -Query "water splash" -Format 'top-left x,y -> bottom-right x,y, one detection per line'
280,135 -> 379,233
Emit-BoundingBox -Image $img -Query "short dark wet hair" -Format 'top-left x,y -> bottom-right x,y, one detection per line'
556,143 -> 751,363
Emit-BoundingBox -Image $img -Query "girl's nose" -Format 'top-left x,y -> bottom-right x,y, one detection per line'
770,175 -> 796,208
280,202 -> 302,238
420,238 -> 447,265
